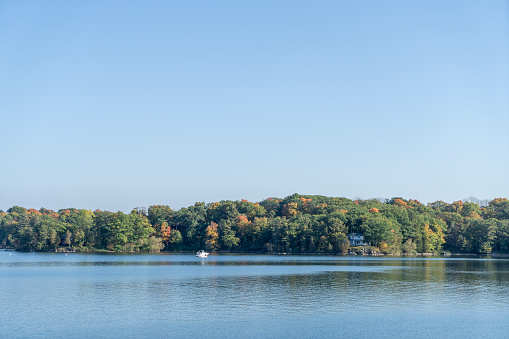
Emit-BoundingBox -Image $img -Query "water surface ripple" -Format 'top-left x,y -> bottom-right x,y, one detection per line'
1,252 -> 508,338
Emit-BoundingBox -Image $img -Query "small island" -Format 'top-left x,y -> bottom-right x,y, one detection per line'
1,194 -> 507,255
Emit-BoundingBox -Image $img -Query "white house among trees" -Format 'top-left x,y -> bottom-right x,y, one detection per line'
348,233 -> 369,246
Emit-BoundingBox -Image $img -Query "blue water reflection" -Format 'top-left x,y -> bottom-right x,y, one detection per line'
1,251 -> 508,338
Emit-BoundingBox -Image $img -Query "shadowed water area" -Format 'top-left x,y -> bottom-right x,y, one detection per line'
1,251 -> 509,338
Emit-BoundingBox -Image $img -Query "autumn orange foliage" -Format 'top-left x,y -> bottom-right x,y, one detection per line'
393,199 -> 407,207
159,222 -> 172,243
27,208 -> 42,215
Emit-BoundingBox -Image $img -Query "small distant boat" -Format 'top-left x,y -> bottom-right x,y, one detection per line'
196,250 -> 209,258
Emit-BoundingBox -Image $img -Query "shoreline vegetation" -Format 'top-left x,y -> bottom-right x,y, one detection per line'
1,194 -> 508,256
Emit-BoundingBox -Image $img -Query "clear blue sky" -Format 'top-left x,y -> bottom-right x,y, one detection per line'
1,0 -> 508,212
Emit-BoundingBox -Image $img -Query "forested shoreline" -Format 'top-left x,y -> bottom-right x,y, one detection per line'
1,194 -> 508,255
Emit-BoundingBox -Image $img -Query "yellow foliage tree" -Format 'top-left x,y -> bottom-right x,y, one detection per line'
379,242 -> 389,252
205,222 -> 219,251
282,202 -> 298,217
236,215 -> 252,237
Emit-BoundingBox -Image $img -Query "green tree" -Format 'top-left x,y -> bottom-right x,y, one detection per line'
148,205 -> 173,227
167,229 -> 183,250
64,229 -> 72,248
171,202 -> 207,250
488,198 -> 509,220
362,216 -> 393,247
219,219 -> 239,250
462,219 -> 497,253
144,236 -> 164,252
494,220 -> 509,252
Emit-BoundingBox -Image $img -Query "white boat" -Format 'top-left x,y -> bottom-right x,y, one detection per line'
196,250 -> 209,258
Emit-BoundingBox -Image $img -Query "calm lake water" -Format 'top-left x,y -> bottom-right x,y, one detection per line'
1,251 -> 509,338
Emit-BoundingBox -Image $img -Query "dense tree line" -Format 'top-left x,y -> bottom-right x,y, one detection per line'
1,194 -> 508,254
